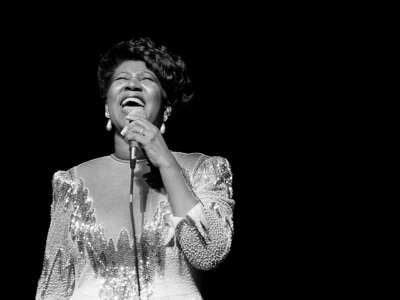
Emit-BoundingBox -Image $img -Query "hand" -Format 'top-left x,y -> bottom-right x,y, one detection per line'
120,111 -> 177,169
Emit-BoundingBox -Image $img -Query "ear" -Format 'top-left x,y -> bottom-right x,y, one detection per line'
105,104 -> 110,117
163,106 -> 172,122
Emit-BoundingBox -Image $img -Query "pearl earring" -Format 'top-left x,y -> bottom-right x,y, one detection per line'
160,107 -> 171,134
106,119 -> 112,131
160,123 -> 166,134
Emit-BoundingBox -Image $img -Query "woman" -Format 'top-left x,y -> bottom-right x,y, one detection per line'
36,37 -> 234,300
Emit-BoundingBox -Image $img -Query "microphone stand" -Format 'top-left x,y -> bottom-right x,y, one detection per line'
129,145 -> 141,298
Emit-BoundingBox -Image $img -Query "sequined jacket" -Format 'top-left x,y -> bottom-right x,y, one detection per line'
36,152 -> 234,300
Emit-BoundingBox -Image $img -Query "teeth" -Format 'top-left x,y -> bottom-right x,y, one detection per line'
121,97 -> 144,107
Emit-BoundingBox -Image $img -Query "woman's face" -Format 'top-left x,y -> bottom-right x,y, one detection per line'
106,60 -> 165,132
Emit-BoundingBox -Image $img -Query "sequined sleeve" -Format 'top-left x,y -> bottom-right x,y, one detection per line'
175,156 -> 234,270
36,171 -> 78,300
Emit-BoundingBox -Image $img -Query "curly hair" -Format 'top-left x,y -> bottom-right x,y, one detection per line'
97,37 -> 193,109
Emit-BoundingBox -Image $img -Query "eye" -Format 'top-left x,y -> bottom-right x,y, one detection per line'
141,75 -> 155,81
115,76 -> 128,81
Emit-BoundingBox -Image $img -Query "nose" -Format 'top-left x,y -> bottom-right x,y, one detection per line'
125,77 -> 142,91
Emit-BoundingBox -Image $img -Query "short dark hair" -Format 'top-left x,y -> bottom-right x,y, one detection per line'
97,37 -> 193,108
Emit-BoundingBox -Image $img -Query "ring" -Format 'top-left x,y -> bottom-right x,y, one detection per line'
139,128 -> 144,135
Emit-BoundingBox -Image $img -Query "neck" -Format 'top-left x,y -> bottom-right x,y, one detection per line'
113,132 -> 146,160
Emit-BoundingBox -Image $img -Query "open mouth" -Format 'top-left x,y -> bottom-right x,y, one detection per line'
121,97 -> 145,108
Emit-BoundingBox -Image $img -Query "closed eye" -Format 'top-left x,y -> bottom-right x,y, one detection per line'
141,75 -> 156,81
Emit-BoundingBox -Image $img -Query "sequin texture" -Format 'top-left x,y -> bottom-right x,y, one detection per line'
36,154 -> 234,300
176,156 -> 234,270
68,177 -> 172,299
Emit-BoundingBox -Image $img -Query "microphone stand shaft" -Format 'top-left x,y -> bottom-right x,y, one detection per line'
129,146 -> 141,298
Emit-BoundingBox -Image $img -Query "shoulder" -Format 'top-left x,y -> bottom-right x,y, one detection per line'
172,151 -> 231,174
52,155 -> 111,185
175,152 -> 233,198
172,151 -> 207,171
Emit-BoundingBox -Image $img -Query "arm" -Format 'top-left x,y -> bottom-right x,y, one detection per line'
159,157 -> 200,217
173,156 -> 235,270
120,119 -> 235,269
36,171 -> 77,300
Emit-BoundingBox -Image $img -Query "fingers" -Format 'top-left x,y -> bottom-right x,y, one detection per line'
121,121 -> 155,144
126,118 -> 153,130
121,119 -> 157,136
120,122 -> 146,136
123,132 -> 148,145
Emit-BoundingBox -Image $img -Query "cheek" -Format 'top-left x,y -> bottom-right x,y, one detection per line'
106,83 -> 122,101
146,103 -> 162,122
146,90 -> 164,121
148,86 -> 164,105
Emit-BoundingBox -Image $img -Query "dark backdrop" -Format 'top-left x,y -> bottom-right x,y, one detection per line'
2,13 -> 263,299
0,6 -> 340,299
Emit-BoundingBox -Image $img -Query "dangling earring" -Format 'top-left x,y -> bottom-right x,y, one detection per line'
160,123 -> 166,134
106,119 -> 112,131
160,106 -> 172,134
105,110 -> 112,131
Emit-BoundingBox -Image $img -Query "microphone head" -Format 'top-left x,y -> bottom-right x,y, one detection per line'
124,107 -> 148,123
125,107 -> 145,162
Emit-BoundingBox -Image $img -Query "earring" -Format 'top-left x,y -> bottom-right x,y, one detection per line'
160,106 -> 171,134
106,119 -> 112,131
160,123 -> 166,134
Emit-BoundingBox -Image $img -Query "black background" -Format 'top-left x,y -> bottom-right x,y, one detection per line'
0,5 -> 346,299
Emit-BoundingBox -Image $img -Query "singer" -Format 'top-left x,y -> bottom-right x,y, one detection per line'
35,37 -> 234,300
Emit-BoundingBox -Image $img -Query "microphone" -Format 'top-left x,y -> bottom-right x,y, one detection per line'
125,107 -> 146,170
129,141 -> 138,170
